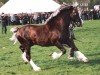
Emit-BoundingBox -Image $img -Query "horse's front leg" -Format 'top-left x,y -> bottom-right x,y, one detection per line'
20,45 -> 41,71
66,39 -> 88,62
71,48 -> 88,62
51,42 -> 66,59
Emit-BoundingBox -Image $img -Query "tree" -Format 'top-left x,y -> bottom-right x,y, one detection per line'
59,0 -> 99,9
89,0 -> 100,8
0,0 -> 8,3
57,0 -> 74,4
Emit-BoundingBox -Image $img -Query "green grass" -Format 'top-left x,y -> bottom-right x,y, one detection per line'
0,20 -> 100,75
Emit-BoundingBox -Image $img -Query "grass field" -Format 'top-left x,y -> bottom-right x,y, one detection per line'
0,20 -> 100,75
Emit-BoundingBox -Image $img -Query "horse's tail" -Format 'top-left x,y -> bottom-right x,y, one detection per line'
10,27 -> 19,33
9,27 -> 19,45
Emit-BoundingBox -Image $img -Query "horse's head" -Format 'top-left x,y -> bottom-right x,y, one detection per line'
45,4 -> 83,29
70,6 -> 83,27
58,4 -> 83,27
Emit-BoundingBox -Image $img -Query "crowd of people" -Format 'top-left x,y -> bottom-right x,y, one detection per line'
0,12 -> 52,34
0,8 -> 100,34
0,12 -> 52,25
81,9 -> 100,20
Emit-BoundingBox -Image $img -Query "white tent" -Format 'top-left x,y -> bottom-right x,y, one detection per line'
94,5 -> 100,10
0,0 -> 60,14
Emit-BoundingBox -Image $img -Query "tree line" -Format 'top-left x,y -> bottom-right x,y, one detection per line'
0,0 -> 8,3
0,0 -> 99,8
59,0 -> 100,8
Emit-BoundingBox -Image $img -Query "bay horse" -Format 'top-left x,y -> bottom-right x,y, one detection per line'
10,4 -> 88,71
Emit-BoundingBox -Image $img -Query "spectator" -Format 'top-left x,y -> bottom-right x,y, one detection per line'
1,13 -> 8,34
22,14 -> 30,24
10,14 -> 16,25
33,13 -> 38,24
87,9 -> 93,20
93,9 -> 98,20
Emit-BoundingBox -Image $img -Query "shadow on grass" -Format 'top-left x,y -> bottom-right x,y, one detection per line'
40,59 -> 84,70
41,57 -> 100,70
88,59 -> 100,66
87,52 -> 100,56
4,62 -> 24,68
6,71 -> 16,75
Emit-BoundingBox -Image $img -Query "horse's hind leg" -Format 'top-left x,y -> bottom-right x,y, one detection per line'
24,45 -> 41,71
17,36 -> 41,71
51,42 -> 66,59
19,45 -> 29,63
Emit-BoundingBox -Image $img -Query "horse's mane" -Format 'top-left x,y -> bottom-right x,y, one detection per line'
45,4 -> 72,24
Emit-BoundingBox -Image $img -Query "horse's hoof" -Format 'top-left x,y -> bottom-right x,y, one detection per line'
68,57 -> 74,60
34,67 -> 41,71
82,58 -> 89,63
24,62 -> 28,64
74,51 -> 89,63
78,58 -> 89,63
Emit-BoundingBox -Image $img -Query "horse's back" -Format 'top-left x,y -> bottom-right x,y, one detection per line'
16,24 -> 47,39
18,24 -> 45,31
30,23 -> 46,26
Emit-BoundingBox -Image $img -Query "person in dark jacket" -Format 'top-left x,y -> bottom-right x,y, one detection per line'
1,13 -> 8,34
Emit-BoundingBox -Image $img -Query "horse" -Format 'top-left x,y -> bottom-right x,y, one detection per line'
10,4 -> 88,71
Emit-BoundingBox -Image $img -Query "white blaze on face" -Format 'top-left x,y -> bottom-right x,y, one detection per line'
78,9 -> 84,24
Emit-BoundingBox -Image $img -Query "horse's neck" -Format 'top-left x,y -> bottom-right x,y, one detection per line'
61,16 -> 71,38
46,17 -> 61,30
46,11 -> 71,31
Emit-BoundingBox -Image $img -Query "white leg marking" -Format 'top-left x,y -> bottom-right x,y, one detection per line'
52,52 -> 63,60
67,48 -> 74,60
22,52 -> 28,63
30,59 -> 41,71
74,51 -> 88,62
68,57 -> 74,60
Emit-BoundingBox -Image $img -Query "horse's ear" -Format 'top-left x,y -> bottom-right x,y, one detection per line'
65,5 -> 74,10
69,6 -> 74,9
69,6 -> 74,10
60,4 -> 74,11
